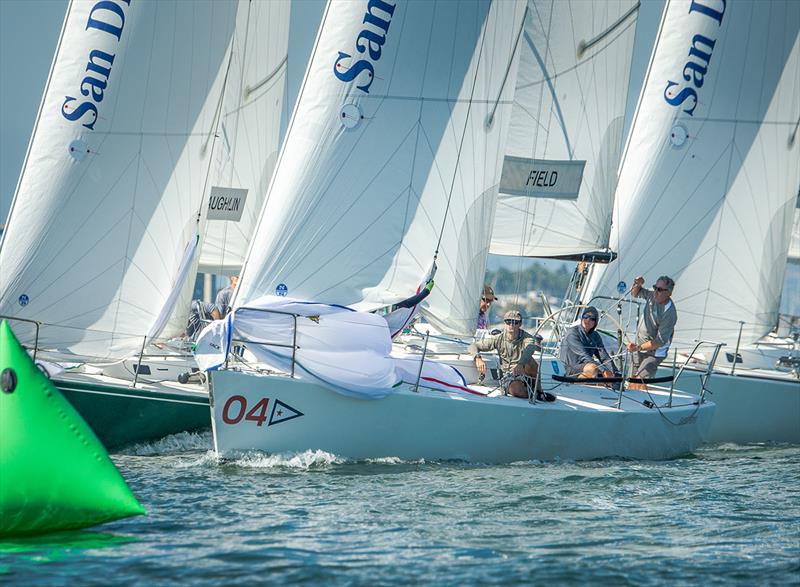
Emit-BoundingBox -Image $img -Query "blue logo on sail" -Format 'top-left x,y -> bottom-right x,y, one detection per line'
275,284 -> 288,297
662,0 -> 725,116
18,294 -> 29,307
333,0 -> 396,94
61,0 -> 132,130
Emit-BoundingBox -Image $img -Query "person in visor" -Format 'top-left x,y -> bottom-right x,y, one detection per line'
559,306 -> 615,379
469,309 -> 542,399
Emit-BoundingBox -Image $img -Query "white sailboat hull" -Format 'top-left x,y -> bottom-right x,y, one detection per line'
209,370 -> 714,463
662,367 -> 800,444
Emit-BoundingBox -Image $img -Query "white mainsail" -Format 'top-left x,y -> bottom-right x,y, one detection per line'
197,1 -> 291,275
0,0 -> 240,357
489,0 -> 638,259
585,0 -> 800,348
236,0 -> 527,337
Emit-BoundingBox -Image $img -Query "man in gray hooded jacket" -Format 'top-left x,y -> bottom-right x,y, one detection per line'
559,306 -> 614,379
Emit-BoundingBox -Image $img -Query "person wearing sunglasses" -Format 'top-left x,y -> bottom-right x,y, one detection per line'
558,306 -> 615,379
476,284 -> 496,330
627,275 -> 678,381
468,309 -> 543,399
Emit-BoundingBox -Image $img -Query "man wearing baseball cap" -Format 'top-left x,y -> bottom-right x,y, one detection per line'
468,308 -> 544,399
476,284 -> 496,330
559,306 -> 615,379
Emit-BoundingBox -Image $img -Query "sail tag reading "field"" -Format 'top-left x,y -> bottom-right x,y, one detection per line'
499,157 -> 585,200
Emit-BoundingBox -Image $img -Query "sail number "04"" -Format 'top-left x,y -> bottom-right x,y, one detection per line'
221,395 -> 304,427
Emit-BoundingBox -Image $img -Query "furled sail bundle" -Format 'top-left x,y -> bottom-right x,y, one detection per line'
236,0 -> 527,337
585,0 -> 800,348
0,0 -> 241,358
490,0 -> 639,260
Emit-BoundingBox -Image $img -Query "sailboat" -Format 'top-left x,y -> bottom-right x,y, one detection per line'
0,0 -> 294,447
200,0 -> 714,463
584,0 -> 800,443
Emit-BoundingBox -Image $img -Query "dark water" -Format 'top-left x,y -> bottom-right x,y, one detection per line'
2,432 -> 799,586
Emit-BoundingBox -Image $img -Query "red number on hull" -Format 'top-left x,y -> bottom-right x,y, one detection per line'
245,398 -> 270,426
222,395 -> 247,424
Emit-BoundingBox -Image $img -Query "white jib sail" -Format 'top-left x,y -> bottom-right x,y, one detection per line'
490,0 -> 639,259
585,0 -> 800,348
236,0 -> 527,337
197,0 -> 292,276
0,0 -> 239,358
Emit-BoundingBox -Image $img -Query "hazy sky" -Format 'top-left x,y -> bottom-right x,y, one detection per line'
0,0 -> 664,233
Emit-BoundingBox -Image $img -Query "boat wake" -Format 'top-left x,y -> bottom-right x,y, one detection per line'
118,429 -> 213,456
228,449 -> 347,469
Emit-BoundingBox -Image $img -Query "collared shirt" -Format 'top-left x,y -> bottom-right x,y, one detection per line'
468,329 -> 536,374
634,288 -> 677,357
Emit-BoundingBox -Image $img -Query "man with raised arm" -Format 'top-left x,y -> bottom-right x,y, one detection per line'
627,275 -> 678,379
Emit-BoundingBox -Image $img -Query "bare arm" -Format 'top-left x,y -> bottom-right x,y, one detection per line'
631,275 -> 645,298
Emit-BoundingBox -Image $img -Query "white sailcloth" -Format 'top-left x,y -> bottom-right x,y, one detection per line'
0,0 -> 239,357
236,0 -> 527,337
198,0 -> 292,275
788,194 -> 800,265
490,0 -> 638,259
585,0 -> 800,348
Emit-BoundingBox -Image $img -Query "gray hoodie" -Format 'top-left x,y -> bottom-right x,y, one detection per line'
558,323 -> 613,376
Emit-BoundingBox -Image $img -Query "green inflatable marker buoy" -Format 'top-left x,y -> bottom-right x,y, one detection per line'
0,320 -> 145,537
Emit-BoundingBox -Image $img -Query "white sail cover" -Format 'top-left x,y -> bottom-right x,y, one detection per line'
489,0 -> 638,259
197,0 -> 291,275
0,0 -> 239,357
236,0 -> 526,337
585,0 -> 800,348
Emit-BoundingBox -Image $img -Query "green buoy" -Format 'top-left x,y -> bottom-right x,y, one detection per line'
0,320 -> 145,537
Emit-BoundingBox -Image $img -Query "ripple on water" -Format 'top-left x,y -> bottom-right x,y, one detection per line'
3,443 -> 797,586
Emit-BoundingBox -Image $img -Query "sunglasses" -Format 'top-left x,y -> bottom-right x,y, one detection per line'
582,315 -> 597,322
653,285 -> 670,293
504,319 -> 521,325
481,297 -> 493,303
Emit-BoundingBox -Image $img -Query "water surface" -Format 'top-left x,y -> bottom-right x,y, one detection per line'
2,433 -> 798,585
